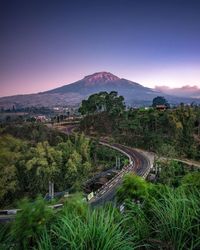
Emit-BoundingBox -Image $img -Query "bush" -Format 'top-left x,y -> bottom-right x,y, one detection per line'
117,174 -> 150,203
181,172 -> 200,194
11,197 -> 54,249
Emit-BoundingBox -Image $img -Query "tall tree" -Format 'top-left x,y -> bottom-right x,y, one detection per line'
152,96 -> 169,108
0,135 -> 24,204
26,141 -> 62,196
79,91 -> 125,115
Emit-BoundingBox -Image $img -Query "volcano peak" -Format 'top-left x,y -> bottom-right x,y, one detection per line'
83,71 -> 120,83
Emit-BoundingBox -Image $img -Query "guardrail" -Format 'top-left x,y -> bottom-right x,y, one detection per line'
89,143 -> 135,203
90,143 -> 154,204
0,209 -> 21,215
0,204 -> 64,217
99,141 -> 133,165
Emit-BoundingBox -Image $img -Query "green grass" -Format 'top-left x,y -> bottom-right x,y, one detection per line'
36,202 -> 135,250
148,188 -> 200,249
0,184 -> 199,250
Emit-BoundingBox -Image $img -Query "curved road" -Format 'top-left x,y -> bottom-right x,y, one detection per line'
90,141 -> 153,206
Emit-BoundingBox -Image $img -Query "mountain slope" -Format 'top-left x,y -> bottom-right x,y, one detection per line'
43,72 -> 161,105
44,72 -> 151,95
0,72 -> 199,109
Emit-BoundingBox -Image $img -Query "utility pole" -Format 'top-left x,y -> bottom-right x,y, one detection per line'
49,181 -> 52,199
51,182 -> 54,200
116,156 -> 120,170
49,181 -> 54,200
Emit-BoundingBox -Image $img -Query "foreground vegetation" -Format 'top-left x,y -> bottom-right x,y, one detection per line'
0,174 -> 199,250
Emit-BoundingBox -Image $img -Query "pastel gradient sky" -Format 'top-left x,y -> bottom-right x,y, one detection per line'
0,0 -> 200,97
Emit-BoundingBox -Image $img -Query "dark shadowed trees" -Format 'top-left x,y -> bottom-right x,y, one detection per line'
152,96 -> 169,108
79,91 -> 125,115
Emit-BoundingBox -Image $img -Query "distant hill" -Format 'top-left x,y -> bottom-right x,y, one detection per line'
0,72 -> 199,109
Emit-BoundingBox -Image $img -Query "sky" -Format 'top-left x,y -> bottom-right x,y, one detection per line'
0,0 -> 200,97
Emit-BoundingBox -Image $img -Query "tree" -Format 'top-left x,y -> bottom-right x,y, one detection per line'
0,135 -> 24,204
117,174 -> 150,203
156,160 -> 185,187
152,96 -> 169,108
79,91 -> 125,115
105,91 -> 125,115
0,151 -> 17,204
157,143 -> 177,159
26,141 -> 62,197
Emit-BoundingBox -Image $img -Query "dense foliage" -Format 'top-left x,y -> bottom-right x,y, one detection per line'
80,95 -> 200,160
0,123 -> 68,146
0,132 -> 92,207
79,91 -> 125,116
154,159 -> 200,187
90,139 -> 127,170
0,123 -> 125,207
152,96 -> 169,108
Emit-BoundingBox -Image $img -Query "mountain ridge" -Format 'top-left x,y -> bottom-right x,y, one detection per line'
0,72 -> 199,109
44,72 -> 147,94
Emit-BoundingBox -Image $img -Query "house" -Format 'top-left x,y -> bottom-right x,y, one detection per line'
35,115 -> 48,122
155,105 -> 167,111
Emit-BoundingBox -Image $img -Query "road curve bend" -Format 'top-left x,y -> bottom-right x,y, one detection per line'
90,142 -> 154,207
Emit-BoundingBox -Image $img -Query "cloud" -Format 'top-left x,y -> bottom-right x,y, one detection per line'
154,85 -> 200,98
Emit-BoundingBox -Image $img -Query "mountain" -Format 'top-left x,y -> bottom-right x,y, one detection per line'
44,72 -> 161,105
0,72 -> 199,109
155,85 -> 200,99
44,72 -> 149,95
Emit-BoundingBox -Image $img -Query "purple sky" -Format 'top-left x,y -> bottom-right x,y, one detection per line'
1,0 -> 200,97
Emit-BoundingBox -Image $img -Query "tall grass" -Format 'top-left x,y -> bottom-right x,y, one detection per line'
1,188 -> 199,249
36,229 -> 53,250
123,187 -> 200,250
0,224 -> 12,250
124,202 -> 150,248
148,188 -> 200,249
36,203 -> 136,250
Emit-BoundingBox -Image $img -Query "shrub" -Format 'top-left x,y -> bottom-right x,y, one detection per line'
11,197 -> 54,249
117,174 -> 150,203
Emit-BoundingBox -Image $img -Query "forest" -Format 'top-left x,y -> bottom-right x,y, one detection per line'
80,92 -> 200,160
0,123 -> 124,208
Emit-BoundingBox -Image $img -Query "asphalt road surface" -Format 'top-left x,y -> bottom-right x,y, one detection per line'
89,142 -> 152,207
